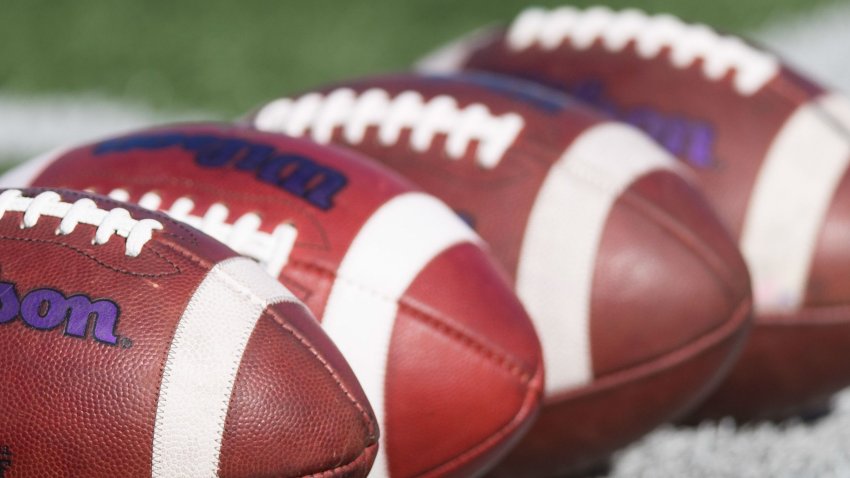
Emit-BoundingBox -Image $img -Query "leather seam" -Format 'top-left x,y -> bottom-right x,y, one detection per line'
618,183 -> 744,298
416,358 -> 545,478
297,442 -> 379,478
546,296 -> 751,403
287,257 -> 536,384
0,234 -> 183,277
263,303 -> 379,450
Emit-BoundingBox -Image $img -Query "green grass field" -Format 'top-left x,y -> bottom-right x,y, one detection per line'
1,0 -> 844,116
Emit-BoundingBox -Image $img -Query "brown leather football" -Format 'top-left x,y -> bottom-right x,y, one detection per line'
245,72 -> 754,477
0,125 -> 545,478
417,5 -> 850,423
0,187 -> 378,478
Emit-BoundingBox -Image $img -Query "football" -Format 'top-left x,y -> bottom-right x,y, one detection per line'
246,72 -> 753,476
0,187 -> 378,478
0,125 -> 545,478
417,5 -> 850,422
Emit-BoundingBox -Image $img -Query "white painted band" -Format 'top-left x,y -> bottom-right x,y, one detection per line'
517,123 -> 677,396
320,192 -> 479,478
152,257 -> 298,478
741,93 -> 850,314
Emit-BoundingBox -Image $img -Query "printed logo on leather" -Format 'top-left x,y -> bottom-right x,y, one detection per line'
94,132 -> 349,210
0,281 -> 125,347
571,79 -> 717,168
0,445 -> 12,478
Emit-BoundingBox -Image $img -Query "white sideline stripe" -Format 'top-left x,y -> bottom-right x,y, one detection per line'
517,123 -> 677,395
414,26 -> 497,73
152,257 -> 298,478
0,146 -> 67,188
320,192 -> 479,478
741,93 -> 850,314
0,93 -> 207,159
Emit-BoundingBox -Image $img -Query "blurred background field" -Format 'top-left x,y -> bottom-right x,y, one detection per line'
4,1 -> 850,476
1,0 -> 847,115
4,0 -> 850,165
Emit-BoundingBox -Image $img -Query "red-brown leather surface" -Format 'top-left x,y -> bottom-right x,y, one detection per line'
488,297 -> 751,477
462,35 -> 813,238
385,243 -> 543,478
297,74 -> 602,279
220,303 -> 378,478
590,171 -> 750,377
247,74 -> 752,476
682,160 -> 850,421
807,164 -> 850,307
24,126 -> 543,478
456,30 -> 850,423
495,169 -> 752,475
624,172 -> 749,293
0,188 -> 377,477
687,314 -> 850,421
29,124 -> 414,320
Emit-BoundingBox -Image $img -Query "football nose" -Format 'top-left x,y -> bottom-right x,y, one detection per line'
218,300 -> 379,478
589,168 -> 752,378
384,242 -> 545,478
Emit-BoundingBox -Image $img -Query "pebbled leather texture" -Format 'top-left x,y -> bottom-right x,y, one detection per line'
10,126 -> 545,478
0,187 -> 378,478
244,73 -> 753,476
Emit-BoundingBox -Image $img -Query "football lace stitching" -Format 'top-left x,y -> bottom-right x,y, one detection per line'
108,189 -> 296,277
253,87 -> 525,169
506,6 -> 779,96
0,189 -> 163,257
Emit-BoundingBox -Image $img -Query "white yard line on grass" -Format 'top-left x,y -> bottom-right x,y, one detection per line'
0,94 -> 211,161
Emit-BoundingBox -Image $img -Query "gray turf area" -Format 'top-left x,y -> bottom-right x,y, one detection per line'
606,391 -> 850,477
0,94 -> 213,159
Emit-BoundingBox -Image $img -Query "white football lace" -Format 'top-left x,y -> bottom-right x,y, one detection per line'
506,6 -> 779,96
0,189 -> 163,257
253,87 -> 525,169
108,189 -> 297,277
